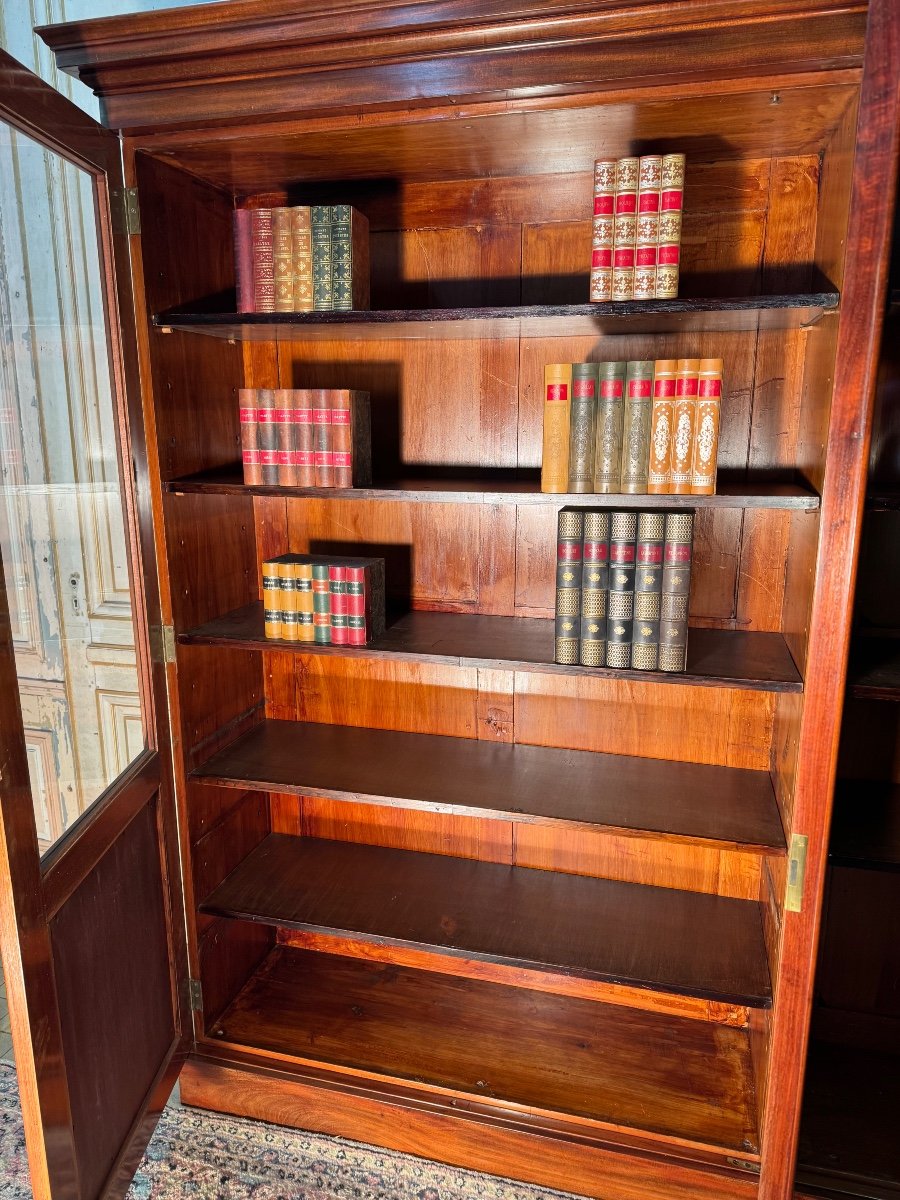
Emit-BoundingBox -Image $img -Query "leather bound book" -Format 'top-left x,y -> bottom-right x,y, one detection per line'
292,390 -> 316,488
331,205 -> 371,311
272,207 -> 294,312
656,153 -> 686,299
345,557 -> 386,645
250,208 -> 275,313
620,360 -> 654,494
671,358 -> 700,495
291,206 -> 314,312
647,359 -> 677,494
331,390 -> 372,488
239,388 -> 262,485
232,209 -> 253,313
274,388 -> 297,486
612,157 -> 638,302
660,511 -> 694,672
295,560 -> 314,643
589,159 -> 616,302
554,506 -> 584,665
312,562 -> 332,644
593,361 -> 626,493
580,509 -> 610,667
606,510 -> 637,669
632,511 -> 665,671
633,155 -> 662,301
256,389 -> 279,485
329,565 -> 350,646
313,389 -> 333,487
311,204 -> 333,310
261,559 -> 282,639
568,363 -> 599,493
278,559 -> 300,643
691,358 -> 723,495
541,363 -> 572,494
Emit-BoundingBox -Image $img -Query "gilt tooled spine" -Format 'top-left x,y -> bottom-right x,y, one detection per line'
311,204 -> 333,311
656,153 -> 686,299
690,358 -> 723,496
592,361 -> 626,493
250,208 -> 275,313
647,359 -> 677,494
291,206 -> 314,312
633,156 -> 662,301
580,509 -> 610,667
632,511 -> 665,671
671,359 -> 700,495
554,507 -> 584,665
612,157 -> 638,302
660,511 -> 694,672
620,360 -> 654,494
239,388 -> 262,486
590,159 -> 616,302
605,510 -> 637,669
568,363 -> 599,493
541,363 -> 572,494
273,207 -> 294,312
256,389 -> 279,485
331,204 -> 353,312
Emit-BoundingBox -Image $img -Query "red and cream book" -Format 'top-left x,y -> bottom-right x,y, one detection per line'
239,388 -> 262,485
690,358 -> 723,495
633,156 -> 662,301
329,565 -> 350,646
256,388 -> 279,485
330,390 -> 372,488
274,388 -> 296,486
313,389 -> 333,487
647,359 -> 677,494
292,390 -> 316,488
671,358 -> 700,495
232,209 -> 253,313
656,153 -> 686,299
612,157 -> 638,302
250,208 -> 275,313
291,206 -> 314,312
272,207 -> 294,312
540,363 -> 572,493
589,159 -> 616,302
344,558 -> 386,646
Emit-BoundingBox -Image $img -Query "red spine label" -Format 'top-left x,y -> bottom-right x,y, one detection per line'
546,384 -> 568,403
331,410 -> 351,425
665,545 -> 692,563
638,192 -> 660,213
591,248 -> 612,268
699,379 -> 722,398
615,193 -> 637,214
276,450 -> 291,465
332,452 -> 352,468
239,407 -> 258,422
600,380 -> 623,399
638,544 -> 663,563
661,189 -> 684,211
292,408 -> 312,423
242,450 -> 260,464
610,544 -> 636,563
593,195 -> 615,215
313,409 -> 330,425
583,543 -> 609,562
614,247 -> 635,268
628,380 -> 652,398
296,450 -> 314,467
635,247 -> 656,266
258,450 -> 278,465
573,379 -> 596,399
557,543 -> 582,561
676,377 -> 699,398
257,408 -> 275,423
654,379 -> 676,398
658,244 -> 681,265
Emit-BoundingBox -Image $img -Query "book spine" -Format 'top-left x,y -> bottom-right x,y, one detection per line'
580,509 -> 610,667
612,157 -> 638,302
589,159 -> 616,303
647,359 -> 677,494
313,389 -> 333,487
606,510 -> 637,669
278,560 -> 300,643
541,363 -> 573,494
656,153 -> 686,300
660,511 -> 694,672
671,358 -> 700,495
331,204 -> 353,311
311,205 -> 333,311
312,563 -> 331,644
296,562 -> 315,642
262,559 -> 282,639
554,507 -> 584,665
233,209 -> 253,313
329,564 -> 349,645
568,363 -> 599,493
593,361 -> 626,493
690,358 -> 723,495
346,566 -> 367,646
274,388 -> 296,486
293,392 -> 316,488
331,390 -> 353,488
239,388 -> 262,486
632,511 -> 665,671
250,208 -> 275,313
272,207 -> 294,312
633,155 -> 662,301
620,360 -> 654,494
291,206 -> 314,312
256,389 -> 279,485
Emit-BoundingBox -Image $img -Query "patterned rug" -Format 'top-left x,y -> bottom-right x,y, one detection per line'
0,1064 -> 584,1199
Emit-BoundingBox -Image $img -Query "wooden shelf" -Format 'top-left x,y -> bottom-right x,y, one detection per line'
153,293 -> 838,341
829,781 -> 900,872
164,463 -> 822,510
848,638 -> 900,701
180,604 -> 803,693
191,718 -> 786,853
210,946 -> 760,1156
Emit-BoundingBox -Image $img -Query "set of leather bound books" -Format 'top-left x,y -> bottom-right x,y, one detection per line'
233,204 -> 369,313
589,153 -> 685,303
262,554 -> 386,646
541,359 -> 722,496
239,388 -> 371,488
555,507 -> 694,672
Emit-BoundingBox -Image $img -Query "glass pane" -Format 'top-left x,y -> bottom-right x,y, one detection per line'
0,121 -> 145,855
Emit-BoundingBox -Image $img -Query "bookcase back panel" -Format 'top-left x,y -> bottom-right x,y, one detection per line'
177,643 -> 263,773
197,912 -> 274,1029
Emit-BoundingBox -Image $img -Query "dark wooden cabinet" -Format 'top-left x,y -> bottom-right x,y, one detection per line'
1,2 -> 899,1198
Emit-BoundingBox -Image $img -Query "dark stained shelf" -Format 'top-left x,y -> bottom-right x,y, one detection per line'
153,293 -> 838,341
179,603 -> 804,693
164,463 -> 821,510
829,781 -> 900,871
191,718 -> 786,853
201,834 -> 772,1008
211,946 -> 760,1156
847,637 -> 900,701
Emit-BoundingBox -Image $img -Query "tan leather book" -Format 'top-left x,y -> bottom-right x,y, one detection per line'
690,358 -> 723,495
540,363 -> 572,493
647,359 -> 677,494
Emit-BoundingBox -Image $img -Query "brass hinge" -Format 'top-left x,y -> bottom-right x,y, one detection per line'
726,1157 -> 761,1174
111,186 -> 141,236
186,977 -> 203,1012
149,624 -> 176,665
785,833 -> 809,913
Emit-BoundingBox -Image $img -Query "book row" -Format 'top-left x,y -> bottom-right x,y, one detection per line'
541,358 -> 722,496
589,154 -> 685,303
262,555 -> 386,646
239,388 -> 372,489
233,204 -> 370,314
555,507 -> 694,672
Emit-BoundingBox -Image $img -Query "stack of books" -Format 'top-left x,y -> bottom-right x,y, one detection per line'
239,388 -> 371,489
540,359 -> 722,496
233,204 -> 369,313
554,507 -> 694,672
261,554 -> 385,646
589,153 -> 685,302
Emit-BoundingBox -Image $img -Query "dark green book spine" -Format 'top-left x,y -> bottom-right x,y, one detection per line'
568,363 -> 599,493
606,510 -> 637,669
621,359 -> 654,494
311,205 -> 333,311
312,562 -> 331,644
593,361 -> 627,493
580,509 -> 610,667
660,511 -> 694,672
331,204 -> 353,311
554,507 -> 584,665
632,511 -> 665,670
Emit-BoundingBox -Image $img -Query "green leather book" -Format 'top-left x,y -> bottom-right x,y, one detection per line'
621,359 -> 655,494
568,363 -> 599,493
311,204 -> 333,311
592,361 -> 626,493
312,562 -> 332,643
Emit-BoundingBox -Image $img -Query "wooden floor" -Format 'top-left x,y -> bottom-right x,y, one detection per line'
210,945 -> 761,1157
